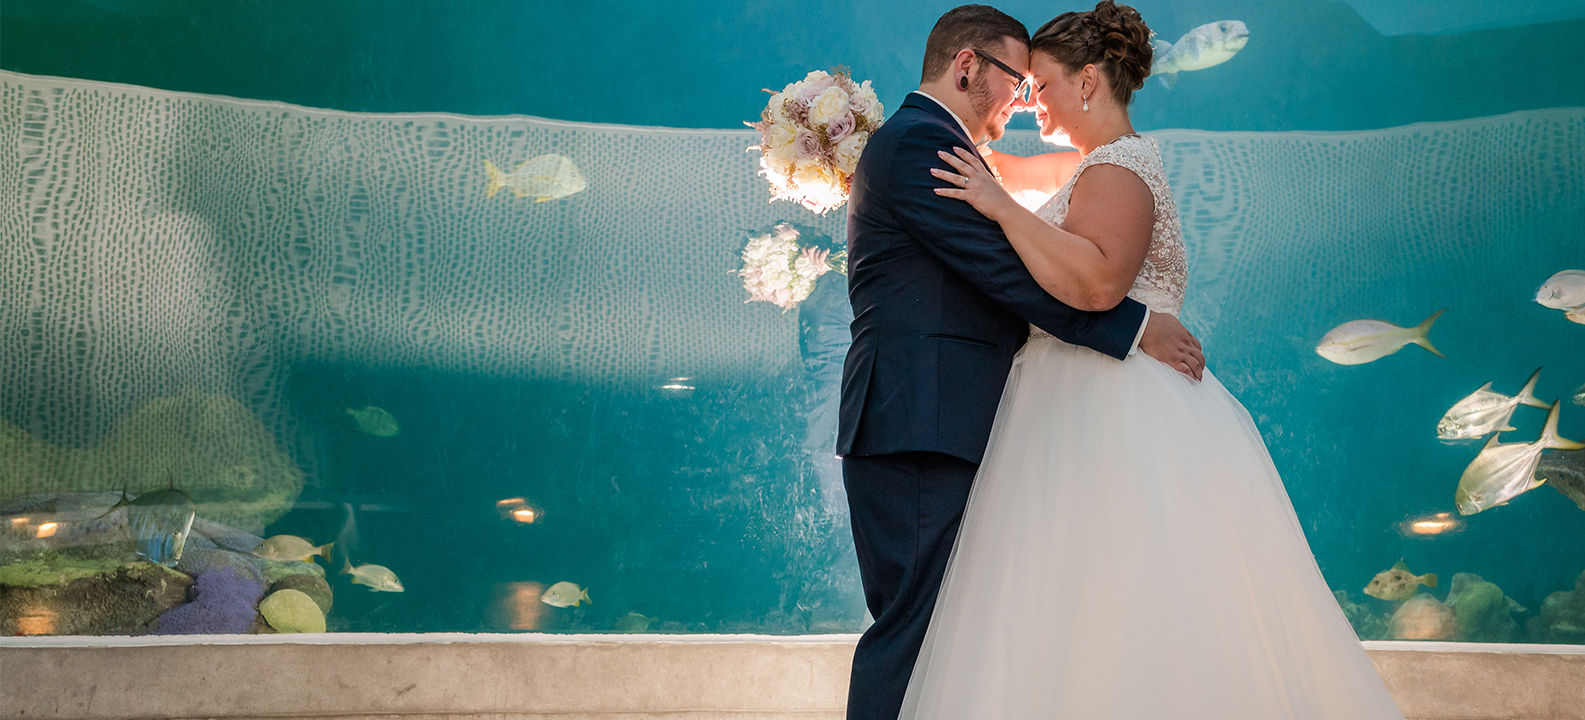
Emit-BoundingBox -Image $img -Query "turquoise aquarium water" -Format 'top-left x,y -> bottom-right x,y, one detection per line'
0,0 -> 1581,640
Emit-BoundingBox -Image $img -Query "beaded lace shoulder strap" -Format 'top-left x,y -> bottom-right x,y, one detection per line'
1073,136 -> 1170,218
1058,135 -> 1187,317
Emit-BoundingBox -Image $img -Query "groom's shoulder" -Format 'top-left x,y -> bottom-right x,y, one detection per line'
877,103 -> 958,143
868,106 -> 964,169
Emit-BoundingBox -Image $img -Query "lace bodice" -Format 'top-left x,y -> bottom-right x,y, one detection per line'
1034,134 -> 1187,319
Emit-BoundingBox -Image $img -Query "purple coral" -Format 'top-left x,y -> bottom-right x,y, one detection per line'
150,566 -> 267,635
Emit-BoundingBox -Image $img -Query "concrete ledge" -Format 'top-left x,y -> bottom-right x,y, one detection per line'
1363,642 -> 1585,720
1,635 -> 1582,720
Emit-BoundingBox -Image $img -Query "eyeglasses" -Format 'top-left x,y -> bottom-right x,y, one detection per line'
972,49 -> 1030,100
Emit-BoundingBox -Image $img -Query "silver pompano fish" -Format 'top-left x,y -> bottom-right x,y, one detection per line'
1316,309 -> 1446,365
1149,20 -> 1250,89
484,154 -> 587,202
101,486 -> 196,566
1455,401 -> 1584,515
1437,368 -> 1550,441
1534,269 -> 1585,310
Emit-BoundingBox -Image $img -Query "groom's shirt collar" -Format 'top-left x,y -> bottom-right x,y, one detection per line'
911,90 -> 980,146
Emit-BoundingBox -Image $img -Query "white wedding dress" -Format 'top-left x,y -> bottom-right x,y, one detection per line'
898,136 -> 1406,719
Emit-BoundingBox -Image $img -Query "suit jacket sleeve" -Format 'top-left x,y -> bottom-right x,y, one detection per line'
885,121 -> 1147,360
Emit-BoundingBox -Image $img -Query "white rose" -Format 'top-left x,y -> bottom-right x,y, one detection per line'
792,160 -> 835,191
848,82 -> 877,112
810,86 -> 851,126
803,70 -> 831,83
766,137 -> 798,170
765,92 -> 789,122
765,122 -> 796,150
833,132 -> 868,175
759,155 -> 789,185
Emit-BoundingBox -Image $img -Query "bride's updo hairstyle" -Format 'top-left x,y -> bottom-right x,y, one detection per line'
1031,0 -> 1153,106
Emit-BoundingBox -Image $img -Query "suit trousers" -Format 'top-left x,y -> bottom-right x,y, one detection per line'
842,451 -> 978,720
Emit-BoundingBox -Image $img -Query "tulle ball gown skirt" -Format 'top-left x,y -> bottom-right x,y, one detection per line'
898,335 -> 1406,719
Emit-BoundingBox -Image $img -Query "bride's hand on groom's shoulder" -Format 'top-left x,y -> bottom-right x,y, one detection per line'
1139,311 -> 1204,381
932,147 -> 1019,221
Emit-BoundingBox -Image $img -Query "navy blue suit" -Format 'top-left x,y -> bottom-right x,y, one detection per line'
837,93 -> 1147,720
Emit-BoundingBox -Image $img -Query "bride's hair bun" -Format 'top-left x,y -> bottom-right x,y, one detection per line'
1031,0 -> 1154,106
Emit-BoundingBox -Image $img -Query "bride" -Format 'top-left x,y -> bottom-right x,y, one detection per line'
899,2 -> 1406,718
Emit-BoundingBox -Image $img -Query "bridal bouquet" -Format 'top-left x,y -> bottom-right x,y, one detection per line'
739,223 -> 847,310
748,69 -> 884,215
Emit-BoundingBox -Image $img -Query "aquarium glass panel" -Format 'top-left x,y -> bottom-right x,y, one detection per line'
1,0 -> 1582,641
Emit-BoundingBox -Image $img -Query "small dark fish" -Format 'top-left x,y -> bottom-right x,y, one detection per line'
126,488 -> 196,566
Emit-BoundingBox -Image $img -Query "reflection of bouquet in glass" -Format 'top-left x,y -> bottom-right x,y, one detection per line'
739,223 -> 848,310
747,69 -> 885,215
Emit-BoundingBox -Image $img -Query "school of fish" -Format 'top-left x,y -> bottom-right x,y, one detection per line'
1321,268 -> 1582,526
1454,402 -> 1583,516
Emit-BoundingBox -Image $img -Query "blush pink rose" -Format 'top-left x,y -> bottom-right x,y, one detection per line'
825,111 -> 855,142
799,76 -> 836,104
794,128 -> 822,160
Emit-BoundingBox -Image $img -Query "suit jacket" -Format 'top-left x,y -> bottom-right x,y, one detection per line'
837,92 -> 1148,464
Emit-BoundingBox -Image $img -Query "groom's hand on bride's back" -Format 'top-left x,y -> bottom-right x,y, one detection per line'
1139,311 -> 1204,381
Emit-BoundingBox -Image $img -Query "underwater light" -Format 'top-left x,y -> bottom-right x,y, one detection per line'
9,517 -> 28,528
493,581 -> 547,630
16,607 -> 58,635
34,522 -> 58,538
1399,512 -> 1463,536
660,384 -> 696,390
497,497 -> 544,524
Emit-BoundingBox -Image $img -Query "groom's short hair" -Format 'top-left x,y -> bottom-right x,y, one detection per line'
921,5 -> 1030,83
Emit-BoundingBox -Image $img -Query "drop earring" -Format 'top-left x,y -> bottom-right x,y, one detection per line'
1082,95 -> 1089,112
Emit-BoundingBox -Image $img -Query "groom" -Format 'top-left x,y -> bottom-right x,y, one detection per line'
837,5 -> 1205,720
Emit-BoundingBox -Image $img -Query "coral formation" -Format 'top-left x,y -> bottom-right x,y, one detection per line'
176,546 -> 267,580
150,565 -> 268,635
3,494 -> 335,636
1333,590 -> 1391,640
0,389 -> 305,533
259,588 -> 326,633
0,553 -> 132,588
1527,569 -> 1585,644
271,573 -> 332,614
192,517 -> 265,553
1444,572 -> 1518,643
262,559 -> 325,584
0,552 -> 191,635
1390,593 -> 1459,640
